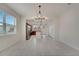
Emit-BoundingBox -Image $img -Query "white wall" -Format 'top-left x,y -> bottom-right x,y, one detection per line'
0,4 -> 21,52
48,17 -> 57,39
59,7 -> 79,50
21,16 -> 26,40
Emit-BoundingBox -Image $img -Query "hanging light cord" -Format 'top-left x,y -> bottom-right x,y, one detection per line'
38,5 -> 41,14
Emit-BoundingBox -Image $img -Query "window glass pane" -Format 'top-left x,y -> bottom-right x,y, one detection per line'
0,10 -> 5,22
0,10 -> 5,33
6,15 -> 15,25
6,15 -> 16,33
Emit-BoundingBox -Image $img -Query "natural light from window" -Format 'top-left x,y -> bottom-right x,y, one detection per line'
0,10 -> 16,35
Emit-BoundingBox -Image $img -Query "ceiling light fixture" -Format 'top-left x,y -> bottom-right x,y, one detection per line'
31,5 -> 48,20
30,4 -> 48,38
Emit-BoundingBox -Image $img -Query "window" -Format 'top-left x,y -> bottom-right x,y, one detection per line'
0,10 -> 16,34
6,15 -> 16,33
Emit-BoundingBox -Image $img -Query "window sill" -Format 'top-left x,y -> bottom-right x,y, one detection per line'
0,32 -> 16,37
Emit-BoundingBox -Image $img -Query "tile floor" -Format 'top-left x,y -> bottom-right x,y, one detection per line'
0,35 -> 79,56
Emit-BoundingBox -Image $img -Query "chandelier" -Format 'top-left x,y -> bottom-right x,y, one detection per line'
31,5 -> 48,20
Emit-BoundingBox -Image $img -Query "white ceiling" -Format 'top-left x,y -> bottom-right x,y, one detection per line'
6,3 -> 79,19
